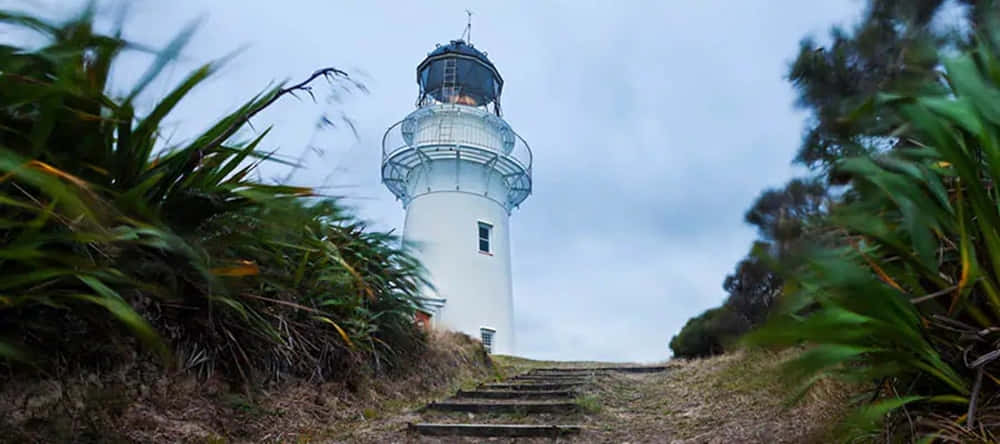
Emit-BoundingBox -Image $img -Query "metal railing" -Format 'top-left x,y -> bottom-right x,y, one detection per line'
380,104 -> 533,209
381,105 -> 532,176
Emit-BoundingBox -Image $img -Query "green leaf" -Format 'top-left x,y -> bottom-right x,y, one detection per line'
839,396 -> 926,438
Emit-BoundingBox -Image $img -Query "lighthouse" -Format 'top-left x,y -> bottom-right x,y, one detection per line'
380,38 -> 532,355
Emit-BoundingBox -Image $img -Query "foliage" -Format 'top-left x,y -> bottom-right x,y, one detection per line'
669,306 -> 747,358
574,394 -> 602,414
744,178 -> 828,250
722,249 -> 784,328
0,6 -> 427,383
788,0 -> 962,173
749,33 -> 1000,441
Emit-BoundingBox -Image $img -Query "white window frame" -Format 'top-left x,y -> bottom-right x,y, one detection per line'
477,221 -> 493,255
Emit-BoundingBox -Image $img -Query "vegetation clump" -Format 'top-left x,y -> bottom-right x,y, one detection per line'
0,5 -> 428,386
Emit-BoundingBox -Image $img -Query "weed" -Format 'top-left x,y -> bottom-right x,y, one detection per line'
575,394 -> 603,414
362,408 -> 378,420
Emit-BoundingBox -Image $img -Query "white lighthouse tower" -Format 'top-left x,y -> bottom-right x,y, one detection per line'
381,38 -> 532,355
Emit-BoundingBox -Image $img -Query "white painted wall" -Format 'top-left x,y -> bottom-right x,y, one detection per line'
403,191 -> 515,354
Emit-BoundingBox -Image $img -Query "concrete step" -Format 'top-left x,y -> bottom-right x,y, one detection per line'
608,365 -> 671,373
531,367 -> 604,373
514,374 -> 588,382
532,366 -> 670,374
481,382 -> 583,391
425,400 -> 580,414
514,372 -> 597,379
526,370 -> 595,376
409,423 -> 582,438
454,389 -> 575,400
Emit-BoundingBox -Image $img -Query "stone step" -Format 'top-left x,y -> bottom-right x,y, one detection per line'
454,389 -> 575,400
409,423 -> 582,438
481,382 -> 583,391
425,400 -> 580,414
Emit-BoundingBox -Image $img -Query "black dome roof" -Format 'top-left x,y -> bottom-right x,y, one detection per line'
425,40 -> 495,67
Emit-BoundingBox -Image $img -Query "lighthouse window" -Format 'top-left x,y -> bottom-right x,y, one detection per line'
480,328 -> 495,354
478,222 -> 492,253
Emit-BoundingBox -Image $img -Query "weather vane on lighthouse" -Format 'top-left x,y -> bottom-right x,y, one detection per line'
380,17 -> 533,354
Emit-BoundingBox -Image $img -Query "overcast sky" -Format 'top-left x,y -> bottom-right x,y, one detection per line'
16,0 -> 864,362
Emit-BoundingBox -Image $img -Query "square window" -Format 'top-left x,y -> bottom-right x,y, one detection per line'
478,222 -> 492,253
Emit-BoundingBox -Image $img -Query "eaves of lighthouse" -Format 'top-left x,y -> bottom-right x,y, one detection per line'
380,36 -> 532,355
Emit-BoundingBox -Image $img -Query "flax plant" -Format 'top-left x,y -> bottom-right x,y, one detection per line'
0,5 -> 427,383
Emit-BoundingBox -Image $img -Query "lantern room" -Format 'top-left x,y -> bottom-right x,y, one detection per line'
416,40 -> 503,114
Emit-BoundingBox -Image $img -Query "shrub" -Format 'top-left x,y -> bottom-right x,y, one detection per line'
669,306 -> 749,358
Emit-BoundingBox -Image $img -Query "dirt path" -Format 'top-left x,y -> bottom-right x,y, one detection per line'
340,350 -> 850,443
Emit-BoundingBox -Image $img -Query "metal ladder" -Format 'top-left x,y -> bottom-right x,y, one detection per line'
438,58 -> 458,144
442,58 -> 458,103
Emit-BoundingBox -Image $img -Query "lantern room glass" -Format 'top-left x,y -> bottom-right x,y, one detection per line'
416,40 -> 504,114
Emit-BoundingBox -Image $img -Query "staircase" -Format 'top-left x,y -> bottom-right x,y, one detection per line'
408,365 -> 669,439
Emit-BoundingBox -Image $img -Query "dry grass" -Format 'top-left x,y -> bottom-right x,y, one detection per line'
354,349 -> 854,443
576,348 -> 855,443
1,342 -> 855,443
490,355 -> 619,376
0,331 -> 496,443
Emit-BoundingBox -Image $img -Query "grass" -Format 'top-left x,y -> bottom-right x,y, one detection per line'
574,394 -> 602,413
568,349 -> 852,443
490,354 -> 623,374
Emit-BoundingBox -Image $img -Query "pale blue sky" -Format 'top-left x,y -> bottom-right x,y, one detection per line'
12,0 -> 864,362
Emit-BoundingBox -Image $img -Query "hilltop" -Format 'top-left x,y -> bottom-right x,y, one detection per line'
345,349 -> 851,443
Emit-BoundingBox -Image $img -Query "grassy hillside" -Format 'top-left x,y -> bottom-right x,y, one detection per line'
344,349 -> 853,443
0,331 -> 496,442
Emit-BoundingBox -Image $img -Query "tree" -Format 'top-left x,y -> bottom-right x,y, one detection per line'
669,307 -> 749,358
722,250 -> 783,327
789,0 -> 966,173
744,178 -> 828,253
